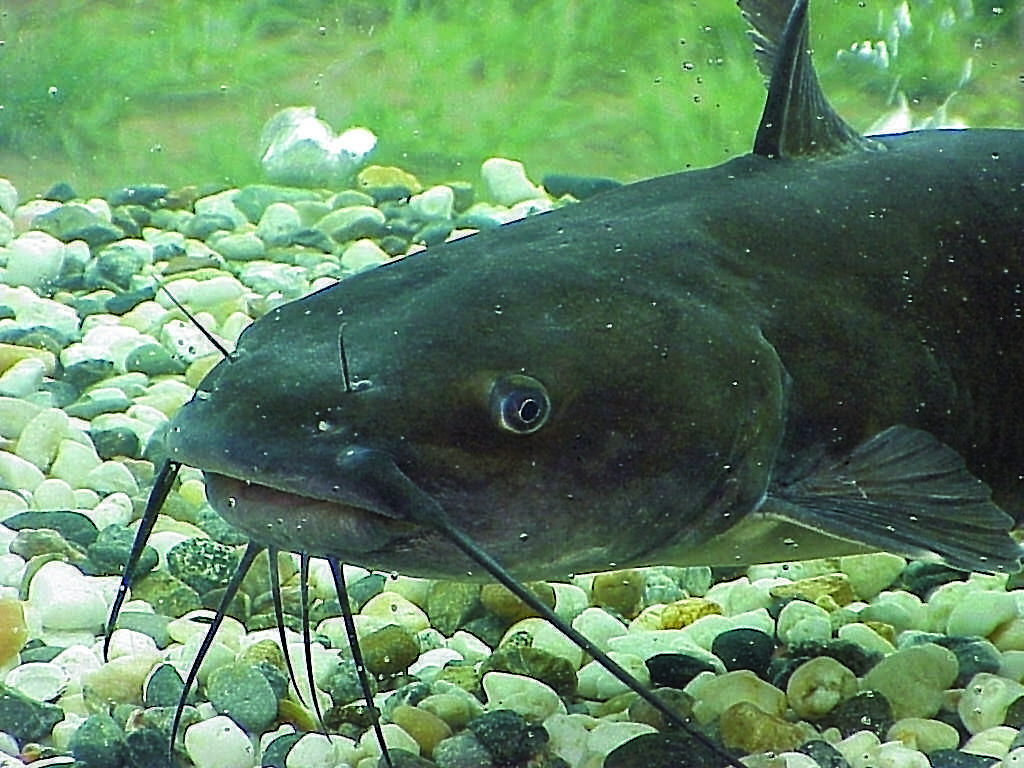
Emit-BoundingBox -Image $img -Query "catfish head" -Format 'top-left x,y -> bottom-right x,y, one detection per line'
163,213 -> 789,580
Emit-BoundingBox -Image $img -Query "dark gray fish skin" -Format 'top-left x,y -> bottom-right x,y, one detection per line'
155,4 -> 1023,581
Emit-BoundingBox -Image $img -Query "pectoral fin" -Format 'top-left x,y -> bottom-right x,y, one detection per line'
763,425 -> 1021,573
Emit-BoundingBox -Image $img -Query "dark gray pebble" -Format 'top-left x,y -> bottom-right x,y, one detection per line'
0,325 -> 70,353
33,203 -> 103,241
144,663 -> 185,708
455,211 -> 503,230
0,306 -> 14,321
19,643 -> 63,663
433,730 -> 495,768
291,228 -> 336,253
65,389 -> 133,419
414,222 -> 454,247
105,284 -> 158,315
194,507 -> 250,546
926,749 -> 1000,768
901,561 -> 967,598
85,243 -> 152,290
69,713 -> 127,768
645,652 -> 717,689
165,537 -> 240,594
3,510 -> 98,547
44,181 -> 76,202
377,747 -> 438,767
326,656 -> 378,706
85,524 -> 157,577
206,661 -> 278,733
542,173 -> 623,199
818,690 -> 893,738
603,731 -> 727,768
711,627 -> 775,676
347,573 -> 387,610
110,208 -> 144,237
380,234 -> 412,256
125,727 -> 173,768
37,380 -> 78,408
363,185 -> 413,204
468,709 -> 547,764
382,681 -> 432,716
107,184 -> 170,207
262,731 -> 303,768
448,181 -> 474,212
59,359 -> 115,390
66,222 -> 124,248
181,212 -> 237,240
90,426 -> 142,460
798,739 -> 852,768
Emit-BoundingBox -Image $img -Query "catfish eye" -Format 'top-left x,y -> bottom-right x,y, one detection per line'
489,375 -> 551,435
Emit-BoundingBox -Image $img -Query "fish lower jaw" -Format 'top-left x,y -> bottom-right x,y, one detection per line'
201,471 -> 414,558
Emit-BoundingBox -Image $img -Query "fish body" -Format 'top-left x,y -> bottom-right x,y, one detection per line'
164,125 -> 1024,578
151,0 -> 1024,582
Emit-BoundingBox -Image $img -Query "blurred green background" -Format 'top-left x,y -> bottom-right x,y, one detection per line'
1,0 -> 1021,197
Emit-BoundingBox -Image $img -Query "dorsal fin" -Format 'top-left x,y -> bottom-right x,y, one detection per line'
740,0 -> 880,158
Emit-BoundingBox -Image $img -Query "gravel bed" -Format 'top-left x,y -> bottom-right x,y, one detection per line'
0,162 -> 1022,768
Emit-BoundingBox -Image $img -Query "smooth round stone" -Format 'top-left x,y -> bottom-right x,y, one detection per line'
205,662 -> 278,733
959,672 -> 1024,734
961,725 -> 1018,758
360,624 -> 420,677
318,205 -> 385,242
27,560 -> 109,631
839,553 -> 907,600
0,680 -> 64,742
0,451 -> 44,493
390,704 -> 452,757
720,700 -> 810,753
255,202 -> 302,246
49,438 -> 102,487
14,407 -> 68,471
887,717 -> 960,753
181,212 -> 237,240
530,620 -> 584,669
0,396 -> 43,439
541,173 -> 622,200
928,748 -> 1004,767
85,241 -> 153,290
432,730 -> 495,768
30,478 -> 75,509
287,732 -> 359,768
89,426 -> 141,460
777,599 -> 833,644
184,715 -> 255,768
0,179 -> 17,216
797,739 -> 852,768
571,607 -> 627,652
5,661 -> 69,702
361,591 -> 430,634
0,598 -> 28,665
408,185 -> 454,221
211,232 -> 266,261
711,627 -> 775,675
578,652 -> 649,700
108,184 -> 170,207
124,343 -> 185,376
590,570 -> 644,620
860,590 -> 927,633
143,663 -> 185,708
81,460 -> 139,495
786,656 -> 858,719
480,158 -> 544,206
5,231 -> 65,290
467,709 -> 547,765
645,652 -> 716,689
3,509 -> 98,548
165,538 -> 239,595
340,238 -> 388,271
836,621 -> 896,655
482,671 -> 566,720
68,713 -> 126,768
0,357 -> 47,398
691,669 -> 786,725
947,590 -> 1018,637
861,643 -> 957,719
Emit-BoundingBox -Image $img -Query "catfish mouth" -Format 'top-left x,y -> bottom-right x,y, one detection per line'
197,447 -> 440,561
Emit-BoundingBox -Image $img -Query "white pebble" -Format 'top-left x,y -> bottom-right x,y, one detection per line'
0,450 -> 44,493
551,582 -> 589,621
0,554 -> 26,587
84,492 -> 134,529
959,673 -> 1024,734
341,239 -> 388,272
357,723 -> 418,758
682,608 -> 774,649
0,178 -> 17,216
31,478 -> 77,510
482,671 -> 566,720
836,622 -> 895,655
531,620 -> 584,669
49,439 -> 101,487
5,231 -> 65,290
0,357 -> 46,398
285,732 -> 359,768
1003,747 -> 1024,767
577,652 -> 649,700
777,599 -> 832,645
571,607 -> 626,652
14,408 -> 68,471
836,730 -> 882,766
408,185 -> 454,221
446,630 -> 491,663
5,661 -> 69,701
27,561 -> 108,631
81,461 -> 139,495
0,397 -> 42,439
963,725 -> 1018,758
947,590 -> 1018,637
543,713 -> 592,767
481,158 -> 545,206
408,647 -> 463,680
360,591 -> 430,633
184,715 -> 255,768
